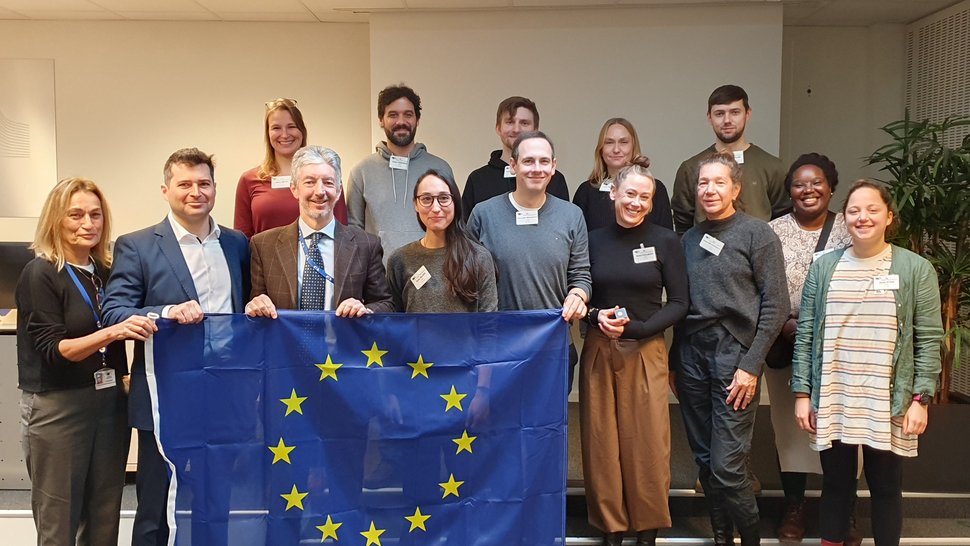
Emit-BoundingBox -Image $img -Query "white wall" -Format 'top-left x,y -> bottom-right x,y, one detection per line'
781,24 -> 905,207
0,20 -> 371,241
368,5 -> 784,196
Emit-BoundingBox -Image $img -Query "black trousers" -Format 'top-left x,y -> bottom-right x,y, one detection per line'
820,441 -> 903,545
132,429 -> 170,546
676,324 -> 760,529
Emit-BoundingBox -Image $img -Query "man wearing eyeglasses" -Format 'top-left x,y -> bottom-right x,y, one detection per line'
346,84 -> 454,261
467,131 -> 591,389
245,145 -> 393,318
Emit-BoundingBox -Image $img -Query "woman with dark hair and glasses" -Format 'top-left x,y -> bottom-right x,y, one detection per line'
17,177 -> 156,544
387,169 -> 497,313
234,98 -> 347,238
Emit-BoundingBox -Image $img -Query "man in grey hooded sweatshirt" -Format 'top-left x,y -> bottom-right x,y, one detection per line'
347,84 -> 454,259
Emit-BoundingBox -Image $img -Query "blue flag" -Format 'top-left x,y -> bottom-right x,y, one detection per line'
146,310 -> 568,545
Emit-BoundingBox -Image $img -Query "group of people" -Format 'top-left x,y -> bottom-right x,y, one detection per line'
14,82 -> 941,546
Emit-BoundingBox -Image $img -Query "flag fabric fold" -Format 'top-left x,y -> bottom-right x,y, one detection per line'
146,310 -> 568,545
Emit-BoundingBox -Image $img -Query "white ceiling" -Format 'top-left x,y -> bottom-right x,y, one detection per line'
0,0 -> 961,26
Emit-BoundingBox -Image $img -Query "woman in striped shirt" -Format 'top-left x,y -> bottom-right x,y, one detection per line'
791,180 -> 943,546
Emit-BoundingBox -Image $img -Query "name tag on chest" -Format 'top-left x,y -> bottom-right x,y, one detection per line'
873,274 -> 899,291
503,165 -> 514,178
699,233 -> 724,256
516,210 -> 539,225
389,155 -> 410,170
271,175 -> 291,189
410,265 -> 432,289
599,181 -> 613,192
632,245 -> 656,263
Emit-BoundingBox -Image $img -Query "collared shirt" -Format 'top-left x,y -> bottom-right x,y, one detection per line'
297,217 -> 336,311
166,212 -> 233,314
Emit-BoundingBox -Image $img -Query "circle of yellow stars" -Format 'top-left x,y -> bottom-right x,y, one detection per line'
268,342 -> 479,544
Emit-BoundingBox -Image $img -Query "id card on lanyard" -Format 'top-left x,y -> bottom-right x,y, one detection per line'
66,265 -> 115,389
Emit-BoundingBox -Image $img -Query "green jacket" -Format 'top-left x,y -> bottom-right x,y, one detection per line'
791,245 -> 943,417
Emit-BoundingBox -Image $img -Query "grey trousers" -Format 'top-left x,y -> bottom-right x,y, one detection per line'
676,324 -> 761,530
20,386 -> 130,546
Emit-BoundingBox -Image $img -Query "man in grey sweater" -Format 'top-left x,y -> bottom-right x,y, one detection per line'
467,131 -> 591,388
347,84 -> 454,260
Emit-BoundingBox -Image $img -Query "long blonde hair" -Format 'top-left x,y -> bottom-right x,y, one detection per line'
588,118 -> 642,185
32,177 -> 113,270
258,98 -> 308,180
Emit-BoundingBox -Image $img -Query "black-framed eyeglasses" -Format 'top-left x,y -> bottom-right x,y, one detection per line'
416,193 -> 453,208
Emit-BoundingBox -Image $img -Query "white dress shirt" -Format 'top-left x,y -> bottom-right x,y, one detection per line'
166,212 -> 233,314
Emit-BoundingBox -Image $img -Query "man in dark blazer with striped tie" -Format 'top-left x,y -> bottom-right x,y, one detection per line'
102,148 -> 251,546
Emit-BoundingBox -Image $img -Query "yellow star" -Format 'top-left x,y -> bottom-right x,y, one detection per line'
439,473 -> 464,498
315,355 -> 343,381
440,385 -> 467,412
268,438 -> 295,464
452,430 -> 477,454
280,389 -> 307,416
404,506 -> 431,532
359,521 -> 385,546
280,484 -> 308,511
362,342 -> 388,367
407,355 -> 433,379
316,515 -> 342,541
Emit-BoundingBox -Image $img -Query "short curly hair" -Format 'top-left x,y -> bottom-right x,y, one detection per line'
784,152 -> 839,194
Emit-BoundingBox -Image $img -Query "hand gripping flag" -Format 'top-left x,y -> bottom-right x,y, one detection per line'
146,310 -> 569,545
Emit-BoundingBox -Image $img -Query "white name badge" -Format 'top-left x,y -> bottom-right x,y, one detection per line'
812,247 -> 835,262
389,155 -> 410,170
699,233 -> 724,256
632,245 -> 657,264
271,175 -> 291,189
94,368 -> 117,390
599,181 -> 613,193
503,165 -> 514,178
516,210 -> 539,225
410,265 -> 431,290
873,274 -> 900,291
733,150 -> 745,165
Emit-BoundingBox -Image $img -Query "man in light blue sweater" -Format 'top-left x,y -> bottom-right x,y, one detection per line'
347,84 -> 454,260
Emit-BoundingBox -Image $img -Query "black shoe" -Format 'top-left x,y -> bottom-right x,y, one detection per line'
714,528 -> 736,546
737,522 -> 761,546
636,529 -> 658,546
603,532 -> 624,546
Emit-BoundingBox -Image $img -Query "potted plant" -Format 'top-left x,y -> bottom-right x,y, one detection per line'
867,112 -> 970,403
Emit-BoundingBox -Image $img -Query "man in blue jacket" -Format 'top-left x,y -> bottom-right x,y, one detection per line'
102,147 -> 250,546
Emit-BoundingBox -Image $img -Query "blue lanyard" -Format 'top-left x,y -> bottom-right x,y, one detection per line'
66,264 -> 103,328
297,226 -> 336,285
66,264 -> 107,366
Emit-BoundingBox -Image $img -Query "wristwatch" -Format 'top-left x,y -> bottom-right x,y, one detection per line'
912,393 -> 932,406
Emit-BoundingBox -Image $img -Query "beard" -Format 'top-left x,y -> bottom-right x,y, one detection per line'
385,124 -> 416,147
715,125 -> 744,144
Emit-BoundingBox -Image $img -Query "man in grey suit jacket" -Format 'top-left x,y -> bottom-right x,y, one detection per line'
245,145 -> 393,318
102,148 -> 250,546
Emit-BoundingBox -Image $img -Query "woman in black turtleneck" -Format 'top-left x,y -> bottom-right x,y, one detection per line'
580,156 -> 688,546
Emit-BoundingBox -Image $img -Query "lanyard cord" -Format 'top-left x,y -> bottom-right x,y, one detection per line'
65,264 -> 107,366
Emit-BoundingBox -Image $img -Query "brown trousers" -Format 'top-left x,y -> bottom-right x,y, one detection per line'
580,329 -> 672,532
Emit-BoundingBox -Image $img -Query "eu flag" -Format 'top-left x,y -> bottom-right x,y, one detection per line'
146,310 -> 569,545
